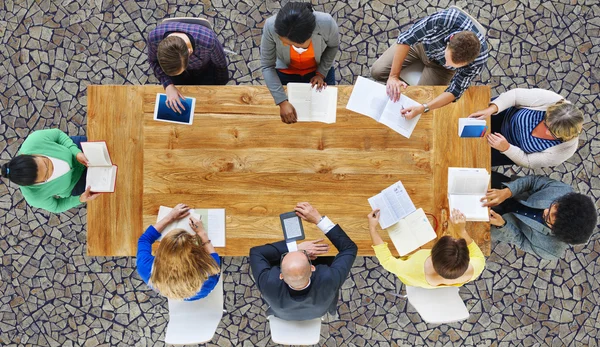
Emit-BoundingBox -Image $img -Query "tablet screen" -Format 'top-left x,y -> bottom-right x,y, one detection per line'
283,217 -> 303,239
154,94 -> 194,124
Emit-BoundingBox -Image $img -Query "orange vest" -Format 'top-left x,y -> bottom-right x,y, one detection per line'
279,42 -> 318,76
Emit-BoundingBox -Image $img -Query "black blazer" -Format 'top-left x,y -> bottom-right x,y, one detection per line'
249,225 -> 357,321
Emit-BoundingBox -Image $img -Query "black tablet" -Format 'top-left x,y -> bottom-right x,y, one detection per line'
280,212 -> 305,242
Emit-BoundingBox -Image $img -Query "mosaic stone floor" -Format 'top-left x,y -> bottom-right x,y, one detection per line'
1,0 -> 599,346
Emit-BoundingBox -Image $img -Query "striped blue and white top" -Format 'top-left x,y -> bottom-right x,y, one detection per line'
501,107 -> 562,154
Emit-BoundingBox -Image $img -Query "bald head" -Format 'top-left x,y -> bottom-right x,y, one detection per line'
280,251 -> 313,289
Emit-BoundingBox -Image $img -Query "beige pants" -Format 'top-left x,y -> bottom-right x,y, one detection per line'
370,43 -> 456,85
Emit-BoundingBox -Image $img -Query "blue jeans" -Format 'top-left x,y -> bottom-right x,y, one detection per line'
276,66 -> 336,86
70,136 -> 88,196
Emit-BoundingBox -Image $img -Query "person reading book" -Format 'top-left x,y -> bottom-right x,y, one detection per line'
0,129 -> 100,213
260,2 -> 340,124
369,208 -> 486,288
136,203 -> 221,300
468,88 -> 583,168
147,21 -> 229,114
370,8 -> 489,120
483,174 -> 597,260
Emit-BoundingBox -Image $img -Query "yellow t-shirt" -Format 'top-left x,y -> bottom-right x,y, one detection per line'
372,242 -> 486,289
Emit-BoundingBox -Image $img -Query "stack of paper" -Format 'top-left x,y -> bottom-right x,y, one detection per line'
156,206 -> 226,247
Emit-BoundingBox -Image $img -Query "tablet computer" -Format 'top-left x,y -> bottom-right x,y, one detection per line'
280,212 -> 305,242
153,93 -> 196,125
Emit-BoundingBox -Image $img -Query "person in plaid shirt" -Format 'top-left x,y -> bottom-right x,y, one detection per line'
370,8 -> 489,120
147,21 -> 229,113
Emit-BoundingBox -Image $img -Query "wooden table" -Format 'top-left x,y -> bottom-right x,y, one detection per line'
87,85 -> 491,256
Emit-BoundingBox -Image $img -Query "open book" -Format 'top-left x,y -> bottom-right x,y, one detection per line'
156,206 -> 226,247
459,118 -> 487,137
287,83 -> 338,123
386,208 -> 437,256
448,168 -> 490,221
346,76 -> 422,138
81,141 -> 117,193
368,180 -> 416,229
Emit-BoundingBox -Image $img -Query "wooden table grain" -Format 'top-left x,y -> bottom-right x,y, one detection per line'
86,85 -> 491,256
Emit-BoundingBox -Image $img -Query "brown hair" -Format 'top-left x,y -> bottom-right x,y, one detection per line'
431,236 -> 470,280
157,36 -> 189,76
545,101 -> 583,141
150,229 -> 220,300
447,31 -> 481,65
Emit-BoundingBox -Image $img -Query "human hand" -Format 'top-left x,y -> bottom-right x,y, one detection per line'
188,216 -> 208,240
166,203 -> 190,222
468,105 -> 497,120
76,153 -> 89,166
294,202 -> 322,225
367,209 -> 380,230
279,100 -> 297,124
298,239 -> 330,259
450,208 -> 467,230
400,104 -> 425,120
386,76 -> 407,102
165,84 -> 186,114
79,186 -> 101,203
489,210 -> 505,227
487,133 -> 510,152
309,74 -> 327,91
481,188 -> 512,207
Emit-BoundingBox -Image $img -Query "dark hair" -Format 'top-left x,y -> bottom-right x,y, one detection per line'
447,31 -> 481,65
157,36 -> 189,76
274,2 -> 316,44
431,236 -> 470,280
1,155 -> 39,186
552,193 -> 598,244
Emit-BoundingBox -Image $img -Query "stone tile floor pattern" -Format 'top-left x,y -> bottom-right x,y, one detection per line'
0,0 -> 599,346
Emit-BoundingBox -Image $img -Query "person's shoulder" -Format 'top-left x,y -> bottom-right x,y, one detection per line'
263,15 -> 277,31
314,12 -> 336,29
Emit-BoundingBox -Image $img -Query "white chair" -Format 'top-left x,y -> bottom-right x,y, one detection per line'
449,5 -> 488,36
161,17 -> 237,55
268,315 -> 322,346
396,283 -> 470,324
164,274 -> 224,345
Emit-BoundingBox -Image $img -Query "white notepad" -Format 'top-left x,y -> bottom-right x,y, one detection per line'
287,83 -> 338,123
156,206 -> 226,247
448,167 -> 490,221
81,141 -> 118,193
386,208 -> 437,256
346,76 -> 422,138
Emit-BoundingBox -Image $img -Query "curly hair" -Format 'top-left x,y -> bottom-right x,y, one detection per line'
447,31 -> 481,65
552,193 -> 598,244
431,236 -> 470,279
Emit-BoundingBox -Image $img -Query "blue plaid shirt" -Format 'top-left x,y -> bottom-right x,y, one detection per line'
397,8 -> 489,99
147,22 -> 229,88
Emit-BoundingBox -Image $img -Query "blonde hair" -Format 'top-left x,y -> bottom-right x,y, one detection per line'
546,101 -> 583,141
150,229 -> 220,300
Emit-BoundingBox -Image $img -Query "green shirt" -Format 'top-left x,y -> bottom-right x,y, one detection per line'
18,129 -> 86,213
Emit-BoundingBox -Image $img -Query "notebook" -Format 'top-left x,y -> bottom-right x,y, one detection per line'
81,141 -> 118,193
346,76 -> 422,138
156,206 -> 226,247
459,118 -> 487,137
386,208 -> 437,256
448,167 -> 490,221
287,83 -> 338,123
153,93 -> 196,125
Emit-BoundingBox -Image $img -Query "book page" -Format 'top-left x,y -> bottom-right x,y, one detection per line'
156,206 -> 201,241
82,142 -> 112,167
379,94 -> 422,138
346,76 -> 387,121
382,181 -> 416,220
448,196 -> 489,221
86,166 -> 117,192
310,86 -> 337,123
368,193 -> 398,230
448,168 -> 490,195
387,208 -> 436,256
287,83 -> 313,122
206,209 -> 226,247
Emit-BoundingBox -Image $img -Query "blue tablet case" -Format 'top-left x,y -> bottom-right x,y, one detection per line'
155,94 -> 193,124
460,125 -> 487,138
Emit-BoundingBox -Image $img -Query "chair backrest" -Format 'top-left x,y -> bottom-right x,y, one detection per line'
164,274 -> 224,345
449,6 -> 487,36
161,17 -> 213,31
405,285 -> 469,324
268,316 -> 322,346
399,60 -> 425,86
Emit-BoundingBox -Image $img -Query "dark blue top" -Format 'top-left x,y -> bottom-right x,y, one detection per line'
136,225 -> 220,301
501,107 -> 561,154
